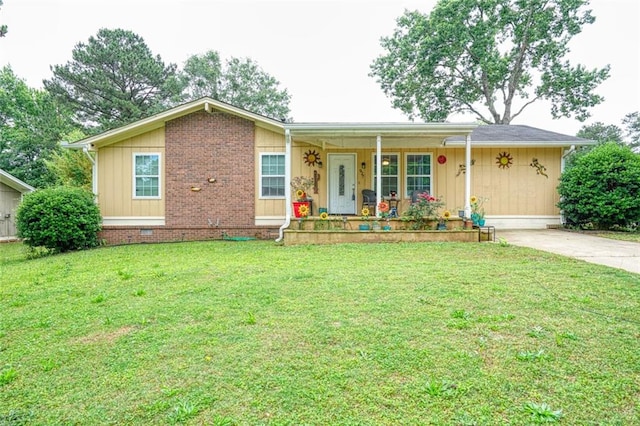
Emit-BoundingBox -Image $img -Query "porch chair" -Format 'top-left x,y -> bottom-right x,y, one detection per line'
361,189 -> 377,214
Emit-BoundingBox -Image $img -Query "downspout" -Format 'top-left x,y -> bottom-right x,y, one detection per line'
375,135 -> 382,213
276,128 -> 292,242
559,145 -> 576,225
464,134 -> 472,218
83,146 -> 98,196
561,145 -> 575,173
61,142 -> 98,197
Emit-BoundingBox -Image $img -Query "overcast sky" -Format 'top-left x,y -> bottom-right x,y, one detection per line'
1,0 -> 638,135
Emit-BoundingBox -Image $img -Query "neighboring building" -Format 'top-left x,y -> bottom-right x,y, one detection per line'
0,169 -> 35,238
64,97 -> 593,245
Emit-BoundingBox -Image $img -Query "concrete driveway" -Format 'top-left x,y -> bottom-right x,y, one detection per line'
498,229 -> 640,274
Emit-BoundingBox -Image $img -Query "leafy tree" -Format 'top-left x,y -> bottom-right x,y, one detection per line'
45,129 -> 93,190
181,51 -> 291,121
17,186 -> 102,252
181,50 -> 223,100
370,0 -> 610,124
44,28 -> 184,134
576,122 -> 623,144
622,111 -> 639,152
0,66 -> 74,188
558,142 -> 640,229
0,0 -> 7,37
570,111 -> 640,167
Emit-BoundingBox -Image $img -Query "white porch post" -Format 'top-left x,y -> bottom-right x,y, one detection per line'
276,128 -> 292,242
464,134 -> 472,218
376,135 -> 382,215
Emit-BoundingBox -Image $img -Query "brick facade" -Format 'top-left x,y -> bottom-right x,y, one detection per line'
99,110 -> 281,245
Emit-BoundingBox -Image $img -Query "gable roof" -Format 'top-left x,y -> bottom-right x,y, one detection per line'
64,98 -> 593,150
0,169 -> 35,193
66,97 -> 287,149
443,125 -> 595,147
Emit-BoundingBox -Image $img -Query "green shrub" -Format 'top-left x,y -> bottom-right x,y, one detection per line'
16,186 -> 102,252
558,142 -> 640,229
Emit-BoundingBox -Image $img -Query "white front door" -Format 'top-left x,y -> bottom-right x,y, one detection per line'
328,154 -> 357,215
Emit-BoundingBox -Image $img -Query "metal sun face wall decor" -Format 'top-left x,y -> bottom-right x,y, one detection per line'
496,151 -> 513,169
304,150 -> 321,167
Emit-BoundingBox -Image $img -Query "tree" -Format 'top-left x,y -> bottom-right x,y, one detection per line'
576,122 -> 623,144
0,66 -> 74,188
370,0 -> 610,124
570,111 -> 640,167
0,0 -> 7,37
44,28 -> 184,134
181,51 -> 291,121
622,111 -> 639,152
181,50 -> 223,100
45,129 -> 93,190
557,142 -> 640,229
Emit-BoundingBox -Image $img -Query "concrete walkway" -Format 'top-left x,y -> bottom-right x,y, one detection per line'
498,229 -> 640,274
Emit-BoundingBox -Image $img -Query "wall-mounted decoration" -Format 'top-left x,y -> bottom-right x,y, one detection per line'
437,155 -> 447,164
456,159 -> 476,177
530,158 -> 548,178
304,150 -> 321,167
313,170 -> 320,194
496,151 -> 513,169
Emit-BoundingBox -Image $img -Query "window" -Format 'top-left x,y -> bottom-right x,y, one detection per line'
260,153 -> 285,197
405,153 -> 432,197
373,154 -> 399,197
133,154 -> 160,198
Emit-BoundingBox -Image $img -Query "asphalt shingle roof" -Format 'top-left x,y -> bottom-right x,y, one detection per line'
445,124 -> 590,143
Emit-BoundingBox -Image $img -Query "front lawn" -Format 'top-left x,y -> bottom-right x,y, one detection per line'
1,241 -> 638,424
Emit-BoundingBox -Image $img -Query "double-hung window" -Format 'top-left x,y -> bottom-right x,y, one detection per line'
405,153 -> 432,197
133,153 -> 161,198
260,153 -> 285,197
373,154 -> 399,197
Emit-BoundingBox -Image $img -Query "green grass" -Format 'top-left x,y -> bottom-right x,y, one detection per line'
595,231 -> 640,243
1,240 -> 639,425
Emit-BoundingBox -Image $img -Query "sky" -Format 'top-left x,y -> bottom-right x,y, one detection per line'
1,0 -> 638,136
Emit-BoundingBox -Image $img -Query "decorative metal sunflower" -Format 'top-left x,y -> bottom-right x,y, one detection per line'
496,151 -> 513,169
297,204 -> 309,217
304,150 -> 320,167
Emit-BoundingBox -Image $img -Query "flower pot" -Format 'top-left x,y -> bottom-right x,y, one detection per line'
293,201 -> 311,218
471,212 -> 480,225
383,225 -> 392,231
359,224 -> 371,231
477,219 -> 486,227
437,223 -> 447,230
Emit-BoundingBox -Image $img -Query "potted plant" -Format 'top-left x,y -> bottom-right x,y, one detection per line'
359,207 -> 371,231
470,195 -> 488,226
438,210 -> 451,230
291,176 -> 314,218
378,200 -> 392,231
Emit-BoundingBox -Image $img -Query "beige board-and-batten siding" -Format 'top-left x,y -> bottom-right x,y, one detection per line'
98,127 -> 165,222
0,182 -> 21,237
254,142 -> 563,224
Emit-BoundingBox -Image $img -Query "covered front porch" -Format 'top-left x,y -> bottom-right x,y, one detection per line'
276,122 -> 479,243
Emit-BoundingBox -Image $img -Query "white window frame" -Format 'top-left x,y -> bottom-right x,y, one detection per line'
404,152 -> 433,198
372,152 -> 401,197
132,153 -> 161,199
259,152 -> 286,199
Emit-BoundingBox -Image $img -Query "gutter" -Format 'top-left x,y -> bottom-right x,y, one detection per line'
276,128 -> 292,242
60,142 -> 95,165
